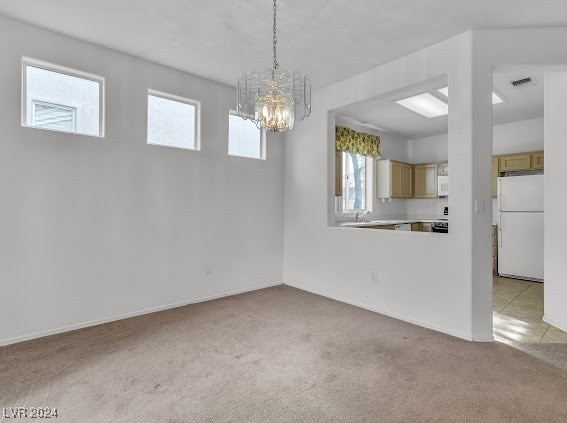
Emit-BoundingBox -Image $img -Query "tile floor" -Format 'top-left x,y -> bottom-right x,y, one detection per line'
493,276 -> 567,344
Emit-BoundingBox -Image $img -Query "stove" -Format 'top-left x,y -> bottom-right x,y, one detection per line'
432,207 -> 449,233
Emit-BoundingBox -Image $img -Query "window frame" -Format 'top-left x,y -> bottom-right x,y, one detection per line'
338,151 -> 373,213
147,89 -> 201,151
21,57 -> 105,138
227,110 -> 266,160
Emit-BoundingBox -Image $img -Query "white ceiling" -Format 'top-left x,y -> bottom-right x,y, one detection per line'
338,72 -> 544,139
0,1 -> 566,89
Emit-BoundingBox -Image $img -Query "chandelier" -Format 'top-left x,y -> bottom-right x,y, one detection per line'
236,0 -> 311,133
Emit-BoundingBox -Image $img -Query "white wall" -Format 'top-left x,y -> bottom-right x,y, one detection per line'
544,73 -> 567,333
492,117 -> 544,155
408,134 -> 449,164
297,28 -> 567,340
285,31 -> 494,341
0,15 -> 284,345
408,117 -> 544,164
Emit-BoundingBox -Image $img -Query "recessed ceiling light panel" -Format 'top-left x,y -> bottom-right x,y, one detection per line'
396,93 -> 448,118
492,91 -> 504,104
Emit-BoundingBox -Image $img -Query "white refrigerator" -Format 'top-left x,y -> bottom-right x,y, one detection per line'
497,174 -> 544,281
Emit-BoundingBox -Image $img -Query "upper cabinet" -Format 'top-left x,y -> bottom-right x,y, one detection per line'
377,159 -> 413,199
499,153 -> 531,172
531,151 -> 544,170
402,163 -> 413,198
414,164 -> 438,198
390,161 -> 403,197
492,156 -> 499,197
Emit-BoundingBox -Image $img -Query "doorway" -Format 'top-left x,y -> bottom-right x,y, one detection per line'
491,70 -> 567,344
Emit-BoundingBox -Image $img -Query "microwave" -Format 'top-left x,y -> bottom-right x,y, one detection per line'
437,175 -> 449,197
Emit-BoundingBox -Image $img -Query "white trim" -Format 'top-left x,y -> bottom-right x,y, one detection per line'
21,56 -> 105,137
284,281 -> 479,342
0,282 -> 283,347
147,89 -> 201,151
543,315 -> 567,335
228,110 -> 266,160
472,334 -> 495,342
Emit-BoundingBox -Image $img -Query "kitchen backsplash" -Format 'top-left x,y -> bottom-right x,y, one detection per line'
335,197 -> 448,224
405,198 -> 448,218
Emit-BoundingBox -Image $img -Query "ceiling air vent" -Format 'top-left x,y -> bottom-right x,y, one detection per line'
511,77 -> 534,88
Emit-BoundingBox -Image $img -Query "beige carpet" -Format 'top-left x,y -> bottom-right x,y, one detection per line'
1,285 -> 566,423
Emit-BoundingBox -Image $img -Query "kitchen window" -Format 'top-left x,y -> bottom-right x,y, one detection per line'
340,152 -> 368,212
22,58 -> 104,137
228,112 -> 265,159
147,90 -> 200,150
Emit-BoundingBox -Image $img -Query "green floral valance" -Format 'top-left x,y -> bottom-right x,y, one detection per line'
335,125 -> 381,158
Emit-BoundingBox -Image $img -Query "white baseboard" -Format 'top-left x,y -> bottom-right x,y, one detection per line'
472,334 -> 495,342
543,315 -> 567,334
0,282 -> 284,347
285,282 -> 479,342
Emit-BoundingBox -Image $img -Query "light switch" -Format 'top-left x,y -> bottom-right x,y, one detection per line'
474,200 -> 485,213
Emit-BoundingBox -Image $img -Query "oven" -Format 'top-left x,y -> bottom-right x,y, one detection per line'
432,207 -> 449,233
432,219 -> 448,233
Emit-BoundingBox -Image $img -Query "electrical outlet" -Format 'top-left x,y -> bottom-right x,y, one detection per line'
205,265 -> 214,275
370,272 -> 378,283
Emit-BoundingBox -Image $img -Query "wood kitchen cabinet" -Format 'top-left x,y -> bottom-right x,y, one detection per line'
531,151 -> 544,170
421,222 -> 433,232
402,163 -> 413,198
391,161 -> 403,197
413,164 -> 438,198
492,156 -> 499,198
499,153 -> 531,172
376,159 -> 413,199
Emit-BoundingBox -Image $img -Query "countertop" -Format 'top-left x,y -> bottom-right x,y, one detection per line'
339,219 -> 438,228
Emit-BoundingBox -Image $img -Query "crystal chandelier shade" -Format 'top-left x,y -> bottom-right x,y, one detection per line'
236,0 -> 311,133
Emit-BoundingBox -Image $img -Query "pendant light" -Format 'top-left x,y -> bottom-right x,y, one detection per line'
236,0 -> 311,132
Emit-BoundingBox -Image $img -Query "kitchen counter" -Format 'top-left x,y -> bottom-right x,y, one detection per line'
339,219 -> 439,228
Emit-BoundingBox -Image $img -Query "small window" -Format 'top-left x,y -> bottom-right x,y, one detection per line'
228,112 -> 265,159
22,58 -> 104,137
147,90 -> 200,150
341,152 -> 367,211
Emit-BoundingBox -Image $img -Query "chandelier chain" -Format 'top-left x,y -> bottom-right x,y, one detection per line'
273,0 -> 278,70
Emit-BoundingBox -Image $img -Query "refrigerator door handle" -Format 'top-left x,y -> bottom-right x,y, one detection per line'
498,214 -> 503,247
497,177 -> 502,248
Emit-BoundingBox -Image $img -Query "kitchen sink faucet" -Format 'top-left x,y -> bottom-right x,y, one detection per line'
354,211 -> 370,222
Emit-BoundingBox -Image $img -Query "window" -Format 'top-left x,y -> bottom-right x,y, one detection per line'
228,112 -> 265,159
22,58 -> 104,137
147,90 -> 200,150
341,152 -> 367,211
